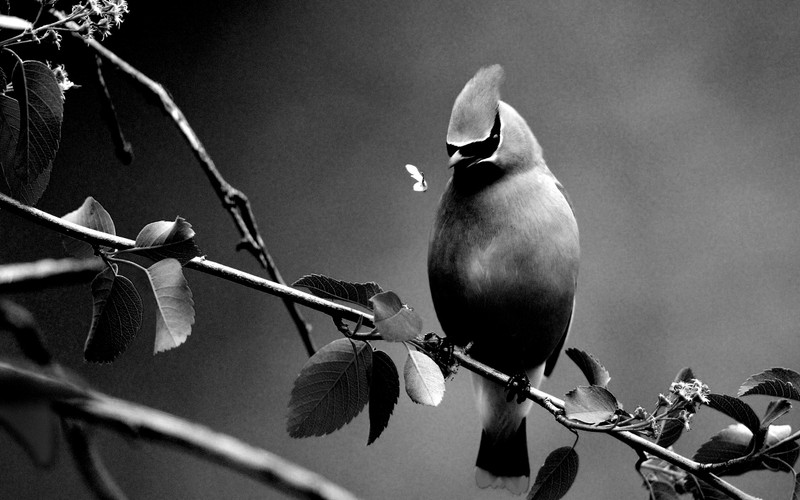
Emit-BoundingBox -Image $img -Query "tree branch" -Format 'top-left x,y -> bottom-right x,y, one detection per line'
0,258 -> 105,293
0,195 -> 762,500
0,361 -> 359,500
51,9 -> 316,356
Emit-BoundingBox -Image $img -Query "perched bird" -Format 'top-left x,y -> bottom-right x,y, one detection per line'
428,65 -> 579,494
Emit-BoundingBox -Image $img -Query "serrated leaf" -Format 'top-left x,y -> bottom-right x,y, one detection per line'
738,368 -> 800,401
84,268 -> 142,363
705,394 -> 761,437
292,274 -> 384,310
403,350 -> 444,406
287,339 -> 372,438
370,291 -> 422,342
61,197 -> 116,259
693,424 -> 753,474
145,259 -> 194,353
127,217 -> 201,265
0,15 -> 33,30
647,481 -> 680,500
367,349 -> 399,445
656,418 -> 685,448
565,348 -> 610,388
564,386 -> 620,424
0,61 -> 63,205
527,446 -> 579,500
761,399 -> 791,428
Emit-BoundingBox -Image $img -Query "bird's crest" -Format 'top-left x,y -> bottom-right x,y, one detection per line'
447,65 -> 504,147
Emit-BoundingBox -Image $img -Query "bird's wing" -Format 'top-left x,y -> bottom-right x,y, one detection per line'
555,179 -> 576,218
544,297 -> 574,377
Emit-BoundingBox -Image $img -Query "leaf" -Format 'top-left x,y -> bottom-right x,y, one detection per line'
403,350 -> 445,406
656,418 -> 685,448
565,348 -> 610,388
761,399 -> 792,428
84,268 -> 143,363
693,424 -> 754,476
367,349 -> 399,445
564,386 -> 620,424
0,15 -> 33,30
145,259 -> 195,353
61,197 -> 116,259
370,291 -> 422,342
0,61 -> 63,205
647,481 -> 680,500
738,368 -> 800,401
705,394 -> 761,438
128,217 -> 202,265
287,339 -> 372,438
292,274 -> 384,310
527,446 -> 579,500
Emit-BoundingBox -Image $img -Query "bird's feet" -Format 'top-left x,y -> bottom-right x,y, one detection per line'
505,372 -> 531,404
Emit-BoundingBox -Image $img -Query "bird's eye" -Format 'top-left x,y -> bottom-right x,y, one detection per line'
446,143 -> 458,157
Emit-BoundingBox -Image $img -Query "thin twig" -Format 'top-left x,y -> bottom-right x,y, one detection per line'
62,420 -> 129,500
51,9 -> 315,356
0,361 -> 359,500
0,192 -> 372,328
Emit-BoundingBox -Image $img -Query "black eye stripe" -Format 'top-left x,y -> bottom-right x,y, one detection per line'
446,112 -> 501,159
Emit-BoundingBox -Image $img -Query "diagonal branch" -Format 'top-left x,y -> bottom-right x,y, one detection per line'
0,361 -> 359,500
0,192 -> 761,500
51,9 -> 316,356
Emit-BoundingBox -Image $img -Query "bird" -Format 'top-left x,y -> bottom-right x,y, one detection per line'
427,65 -> 579,495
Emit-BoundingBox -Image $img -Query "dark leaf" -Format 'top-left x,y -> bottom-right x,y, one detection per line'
144,259 -> 194,353
370,291 -> 422,342
693,424 -> 752,469
705,394 -> 762,446
61,197 -> 116,259
761,399 -> 791,429
656,418 -> 685,448
565,348 -> 610,388
647,481 -> 680,500
738,368 -> 800,401
403,350 -> 445,406
527,446 -> 579,500
1,61 -> 63,205
128,217 -> 201,265
287,339 -> 372,437
293,274 -> 383,310
367,349 -> 399,445
564,386 -> 620,424
84,268 -> 142,363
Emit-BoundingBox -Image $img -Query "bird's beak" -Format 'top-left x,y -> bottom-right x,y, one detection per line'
449,150 -> 477,169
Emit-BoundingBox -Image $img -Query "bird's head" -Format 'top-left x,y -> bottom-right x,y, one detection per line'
446,65 -> 543,177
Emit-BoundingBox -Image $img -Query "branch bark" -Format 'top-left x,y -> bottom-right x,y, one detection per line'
0,361 -> 359,500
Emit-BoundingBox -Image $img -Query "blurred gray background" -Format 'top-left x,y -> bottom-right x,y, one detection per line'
2,1 -> 800,498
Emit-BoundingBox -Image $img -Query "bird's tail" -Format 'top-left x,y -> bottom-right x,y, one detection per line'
475,418 -> 530,494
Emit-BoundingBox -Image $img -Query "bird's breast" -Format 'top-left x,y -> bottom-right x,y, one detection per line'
428,170 -> 578,369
